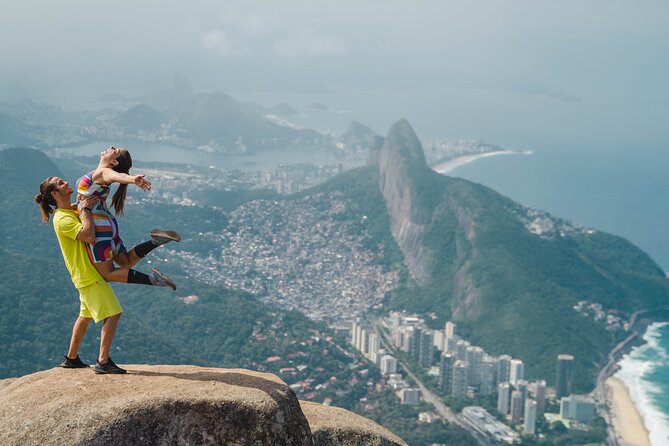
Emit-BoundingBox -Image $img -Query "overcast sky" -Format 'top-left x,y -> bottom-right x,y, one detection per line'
2,1 -> 668,147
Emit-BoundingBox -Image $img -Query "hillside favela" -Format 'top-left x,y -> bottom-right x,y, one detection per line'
2,2 -> 669,446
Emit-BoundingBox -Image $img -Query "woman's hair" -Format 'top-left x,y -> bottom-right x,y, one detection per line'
111,148 -> 132,217
35,177 -> 57,223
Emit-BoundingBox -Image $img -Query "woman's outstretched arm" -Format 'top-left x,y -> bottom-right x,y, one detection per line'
98,167 -> 151,191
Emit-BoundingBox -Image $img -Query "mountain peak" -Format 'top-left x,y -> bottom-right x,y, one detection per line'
381,119 -> 427,169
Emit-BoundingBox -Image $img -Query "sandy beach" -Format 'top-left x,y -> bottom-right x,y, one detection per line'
606,377 -> 651,446
432,150 -> 525,174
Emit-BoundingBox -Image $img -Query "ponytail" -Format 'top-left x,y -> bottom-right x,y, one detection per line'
35,177 -> 57,223
111,148 -> 132,217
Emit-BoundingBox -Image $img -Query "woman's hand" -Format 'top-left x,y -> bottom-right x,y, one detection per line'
133,175 -> 152,191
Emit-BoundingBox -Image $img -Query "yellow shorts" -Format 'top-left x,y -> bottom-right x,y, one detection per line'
78,280 -> 123,323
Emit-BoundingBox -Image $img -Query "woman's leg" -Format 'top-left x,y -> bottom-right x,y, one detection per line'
115,229 -> 181,269
94,258 -> 176,290
112,250 -> 141,269
94,260 -> 130,283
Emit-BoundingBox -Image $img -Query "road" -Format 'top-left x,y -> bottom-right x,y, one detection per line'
375,324 -> 494,446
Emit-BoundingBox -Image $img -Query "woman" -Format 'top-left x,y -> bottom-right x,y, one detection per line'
76,146 -> 179,290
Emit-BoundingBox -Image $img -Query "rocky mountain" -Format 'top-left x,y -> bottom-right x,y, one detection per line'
0,365 -> 406,446
372,120 -> 669,389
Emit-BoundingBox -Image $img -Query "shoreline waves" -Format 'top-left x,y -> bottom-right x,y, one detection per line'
615,322 -> 669,446
431,149 -> 529,174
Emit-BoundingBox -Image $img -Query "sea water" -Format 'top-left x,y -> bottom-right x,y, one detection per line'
616,323 -> 669,446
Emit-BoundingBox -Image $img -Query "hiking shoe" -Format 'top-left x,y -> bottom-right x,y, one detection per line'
94,357 -> 127,374
150,229 -> 181,245
59,355 -> 89,369
151,267 -> 177,290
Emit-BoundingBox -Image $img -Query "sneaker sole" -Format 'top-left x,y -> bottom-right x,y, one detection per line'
151,229 -> 181,242
152,267 -> 177,291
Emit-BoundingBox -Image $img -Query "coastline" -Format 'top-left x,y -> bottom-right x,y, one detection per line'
431,150 -> 527,174
614,322 -> 669,446
605,376 -> 651,446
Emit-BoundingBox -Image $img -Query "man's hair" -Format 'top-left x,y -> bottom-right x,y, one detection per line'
35,176 -> 57,223
111,148 -> 132,217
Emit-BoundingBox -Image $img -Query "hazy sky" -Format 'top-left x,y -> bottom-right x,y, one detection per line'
2,1 -> 668,147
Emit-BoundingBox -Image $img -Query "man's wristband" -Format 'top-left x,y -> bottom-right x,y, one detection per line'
82,207 -> 92,212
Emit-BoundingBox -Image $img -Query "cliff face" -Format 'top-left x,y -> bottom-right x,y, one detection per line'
376,120 -> 435,285
0,365 -> 406,446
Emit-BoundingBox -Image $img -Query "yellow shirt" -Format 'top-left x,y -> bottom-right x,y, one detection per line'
52,209 -> 103,289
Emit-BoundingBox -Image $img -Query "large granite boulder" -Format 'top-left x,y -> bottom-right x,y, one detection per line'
0,364 -> 405,446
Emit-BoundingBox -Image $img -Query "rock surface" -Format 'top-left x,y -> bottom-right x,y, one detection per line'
376,119 -> 436,285
300,401 -> 407,446
0,365 -> 404,446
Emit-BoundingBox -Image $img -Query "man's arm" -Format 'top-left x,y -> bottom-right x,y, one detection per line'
76,196 -> 98,245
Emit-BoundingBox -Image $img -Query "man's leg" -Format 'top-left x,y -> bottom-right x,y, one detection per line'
67,316 -> 91,358
99,313 -> 121,364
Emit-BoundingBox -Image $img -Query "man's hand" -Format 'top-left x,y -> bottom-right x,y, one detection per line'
78,195 -> 99,211
133,175 -> 151,191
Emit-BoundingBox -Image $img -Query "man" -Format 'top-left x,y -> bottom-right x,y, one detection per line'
36,176 -> 127,374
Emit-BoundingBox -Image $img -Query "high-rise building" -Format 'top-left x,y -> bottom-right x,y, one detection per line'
409,326 -> 422,360
380,355 -> 398,375
556,354 -> 574,400
480,359 -> 497,396
509,359 -> 524,385
367,332 -> 380,361
497,382 -> 511,415
533,380 -> 547,415
444,335 -> 460,354
510,390 -> 523,425
398,327 -> 412,352
350,319 -> 359,347
465,346 -> 484,385
497,355 -> 512,384
419,329 -> 434,368
358,328 -> 371,355
355,324 -> 364,351
452,360 -> 468,399
445,321 -> 457,338
516,380 -> 528,412
433,330 -> 445,351
455,340 -> 470,361
439,353 -> 455,394
524,400 -> 537,435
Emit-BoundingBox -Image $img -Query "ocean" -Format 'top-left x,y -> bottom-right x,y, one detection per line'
616,323 -> 669,446
447,151 -> 669,445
